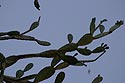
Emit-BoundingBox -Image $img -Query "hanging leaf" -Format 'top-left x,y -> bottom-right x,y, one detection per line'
55,62 -> 69,70
30,21 -> 39,31
54,72 -> 65,83
36,40 -> 51,46
92,74 -> 103,83
23,63 -> 34,72
34,0 -> 40,11
51,56 -> 61,67
21,16 -> 41,35
77,47 -> 92,56
29,16 -> 41,31
90,18 -> 96,35
77,33 -> 93,46
34,66 -> 55,83
99,25 -> 105,33
67,33 -> 73,43
109,20 -> 123,33
93,32 -> 109,39
16,70 -> 24,78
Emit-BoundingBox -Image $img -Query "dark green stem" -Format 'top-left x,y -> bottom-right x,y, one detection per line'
79,51 -> 106,63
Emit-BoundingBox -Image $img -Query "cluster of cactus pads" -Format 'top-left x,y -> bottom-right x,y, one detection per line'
0,0 -> 124,83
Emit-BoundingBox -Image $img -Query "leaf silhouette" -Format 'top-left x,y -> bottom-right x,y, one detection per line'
34,0 -> 40,11
21,16 -> 41,35
90,18 -> 96,35
7,31 -> 20,36
34,66 -> 55,82
92,47 -> 105,53
16,70 -> 24,78
4,56 -> 19,68
99,25 -> 105,33
51,56 -> 61,67
55,62 -> 69,70
54,72 -> 65,83
30,21 -> 39,31
109,20 -> 123,33
92,43 -> 109,53
77,33 -> 93,46
67,33 -> 73,43
59,55 -> 78,65
23,63 -> 34,72
92,74 -> 103,83
77,47 -> 92,56
93,32 -> 109,39
58,43 -> 78,53
36,39 -> 51,46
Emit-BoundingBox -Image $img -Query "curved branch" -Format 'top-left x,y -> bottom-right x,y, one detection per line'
79,51 -> 106,63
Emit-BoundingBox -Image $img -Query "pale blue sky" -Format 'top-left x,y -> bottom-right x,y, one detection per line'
0,0 -> 125,83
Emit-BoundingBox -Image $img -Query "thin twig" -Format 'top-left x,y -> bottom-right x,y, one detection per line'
79,51 -> 106,63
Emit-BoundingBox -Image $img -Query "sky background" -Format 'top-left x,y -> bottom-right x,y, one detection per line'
0,0 -> 125,83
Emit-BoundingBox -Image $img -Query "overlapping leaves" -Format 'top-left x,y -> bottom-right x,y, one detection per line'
0,17 -> 124,83
93,19 -> 123,39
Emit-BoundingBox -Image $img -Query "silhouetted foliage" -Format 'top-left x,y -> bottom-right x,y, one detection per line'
92,74 -> 103,83
0,1 -> 124,83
